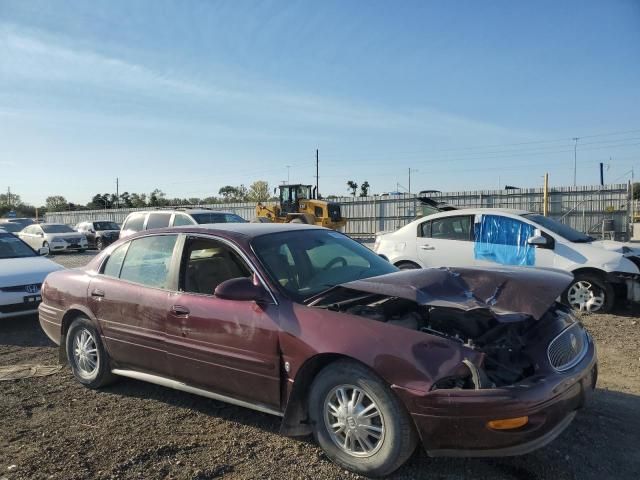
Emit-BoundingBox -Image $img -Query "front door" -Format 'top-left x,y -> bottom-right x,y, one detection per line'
416,215 -> 475,267
88,234 -> 179,375
165,235 -> 281,409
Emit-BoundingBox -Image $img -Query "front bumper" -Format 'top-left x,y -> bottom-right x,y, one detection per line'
394,338 -> 597,457
0,291 -> 42,319
49,242 -> 88,252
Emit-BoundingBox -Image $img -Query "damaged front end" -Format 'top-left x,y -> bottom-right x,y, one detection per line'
308,266 -> 578,390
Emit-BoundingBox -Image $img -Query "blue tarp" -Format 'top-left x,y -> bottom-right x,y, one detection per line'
474,214 -> 536,266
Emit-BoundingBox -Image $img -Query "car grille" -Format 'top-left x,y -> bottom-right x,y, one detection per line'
547,323 -> 588,372
61,236 -> 81,243
327,203 -> 342,222
0,283 -> 42,293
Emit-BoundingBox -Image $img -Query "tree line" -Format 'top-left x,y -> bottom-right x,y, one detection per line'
0,181 -> 277,215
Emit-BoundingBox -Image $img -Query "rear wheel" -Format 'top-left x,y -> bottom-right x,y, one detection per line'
65,316 -> 116,388
564,273 -> 615,313
96,238 -> 104,251
308,360 -> 417,477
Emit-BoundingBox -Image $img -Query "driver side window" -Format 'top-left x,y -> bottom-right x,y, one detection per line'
180,237 -> 251,295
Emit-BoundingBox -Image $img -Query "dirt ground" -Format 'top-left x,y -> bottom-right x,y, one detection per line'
1,252 -> 639,480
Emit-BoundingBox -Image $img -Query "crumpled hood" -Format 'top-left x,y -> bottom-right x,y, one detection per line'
587,240 -> 640,255
338,266 -> 574,321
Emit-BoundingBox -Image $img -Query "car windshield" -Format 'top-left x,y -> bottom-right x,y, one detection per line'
252,229 -> 397,302
191,213 -> 247,224
94,221 -> 120,230
0,232 -> 36,259
522,214 -> 593,242
41,224 -> 75,234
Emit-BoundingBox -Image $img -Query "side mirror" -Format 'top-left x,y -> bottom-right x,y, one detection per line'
38,247 -> 50,256
527,228 -> 547,246
214,277 -> 271,303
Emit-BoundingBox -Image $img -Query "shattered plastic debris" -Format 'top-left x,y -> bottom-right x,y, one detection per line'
0,364 -> 63,381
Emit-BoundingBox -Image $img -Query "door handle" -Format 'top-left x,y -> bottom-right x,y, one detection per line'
420,245 -> 435,250
91,289 -> 105,297
170,305 -> 190,316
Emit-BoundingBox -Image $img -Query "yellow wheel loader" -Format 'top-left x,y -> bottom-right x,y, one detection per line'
255,184 -> 347,230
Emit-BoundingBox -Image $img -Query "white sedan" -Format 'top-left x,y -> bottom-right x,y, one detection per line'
19,223 -> 88,253
374,208 -> 640,313
0,231 -> 64,319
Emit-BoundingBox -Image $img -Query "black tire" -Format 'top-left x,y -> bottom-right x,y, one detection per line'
308,360 -> 417,477
96,238 -> 104,251
65,316 -> 116,388
42,241 -> 49,249
395,261 -> 420,270
564,273 -> 615,313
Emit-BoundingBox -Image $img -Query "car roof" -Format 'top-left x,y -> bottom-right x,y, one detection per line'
127,209 -> 240,215
421,207 -> 530,220
144,222 -> 324,240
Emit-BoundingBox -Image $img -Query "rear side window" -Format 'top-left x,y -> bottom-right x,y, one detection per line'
146,213 -> 172,230
102,243 -> 129,278
119,235 -> 177,289
173,214 -> 195,226
429,216 -> 472,241
124,213 -> 145,232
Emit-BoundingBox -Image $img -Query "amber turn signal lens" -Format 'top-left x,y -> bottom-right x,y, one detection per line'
487,416 -> 529,430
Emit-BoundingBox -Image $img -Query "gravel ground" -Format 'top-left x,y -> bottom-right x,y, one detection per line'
1,252 -> 639,479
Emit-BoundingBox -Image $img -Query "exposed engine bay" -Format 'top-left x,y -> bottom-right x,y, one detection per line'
309,289 -> 569,389
306,266 -> 577,390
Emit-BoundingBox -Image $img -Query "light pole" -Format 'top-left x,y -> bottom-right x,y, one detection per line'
286,165 -> 291,184
572,137 -> 579,186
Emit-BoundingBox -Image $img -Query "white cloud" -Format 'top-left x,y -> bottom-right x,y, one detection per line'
0,24 -> 536,141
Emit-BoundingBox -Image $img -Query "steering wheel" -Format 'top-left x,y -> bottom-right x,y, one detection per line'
324,256 -> 347,270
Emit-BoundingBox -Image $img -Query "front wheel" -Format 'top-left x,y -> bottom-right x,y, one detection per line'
65,316 -> 116,388
395,261 -> 420,270
96,238 -> 104,251
564,274 -> 615,313
308,360 -> 417,477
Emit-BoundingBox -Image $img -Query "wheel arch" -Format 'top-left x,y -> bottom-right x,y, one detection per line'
59,305 -> 104,363
570,267 -> 607,280
280,353 -> 367,437
394,260 -> 422,270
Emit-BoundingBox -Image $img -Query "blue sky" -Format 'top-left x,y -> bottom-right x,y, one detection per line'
1,0 -> 639,206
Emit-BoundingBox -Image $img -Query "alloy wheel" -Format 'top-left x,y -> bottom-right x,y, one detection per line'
72,328 -> 99,379
567,280 -> 605,312
323,385 -> 385,457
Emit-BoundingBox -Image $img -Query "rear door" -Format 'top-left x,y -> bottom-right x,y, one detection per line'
416,215 -> 475,267
88,234 -> 180,375
165,235 -> 281,409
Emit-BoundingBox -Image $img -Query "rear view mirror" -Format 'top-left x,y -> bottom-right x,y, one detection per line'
527,228 -> 547,246
39,247 -> 50,256
214,277 -> 271,303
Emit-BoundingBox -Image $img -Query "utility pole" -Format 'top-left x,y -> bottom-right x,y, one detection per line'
316,148 -> 319,198
6,186 -> 10,208
573,137 -> 579,186
408,168 -> 417,194
285,166 -> 291,184
116,177 -> 119,209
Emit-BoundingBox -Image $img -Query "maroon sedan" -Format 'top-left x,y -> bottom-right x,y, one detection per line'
38,224 -> 597,477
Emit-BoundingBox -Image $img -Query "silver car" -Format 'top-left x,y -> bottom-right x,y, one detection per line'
19,223 -> 88,253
